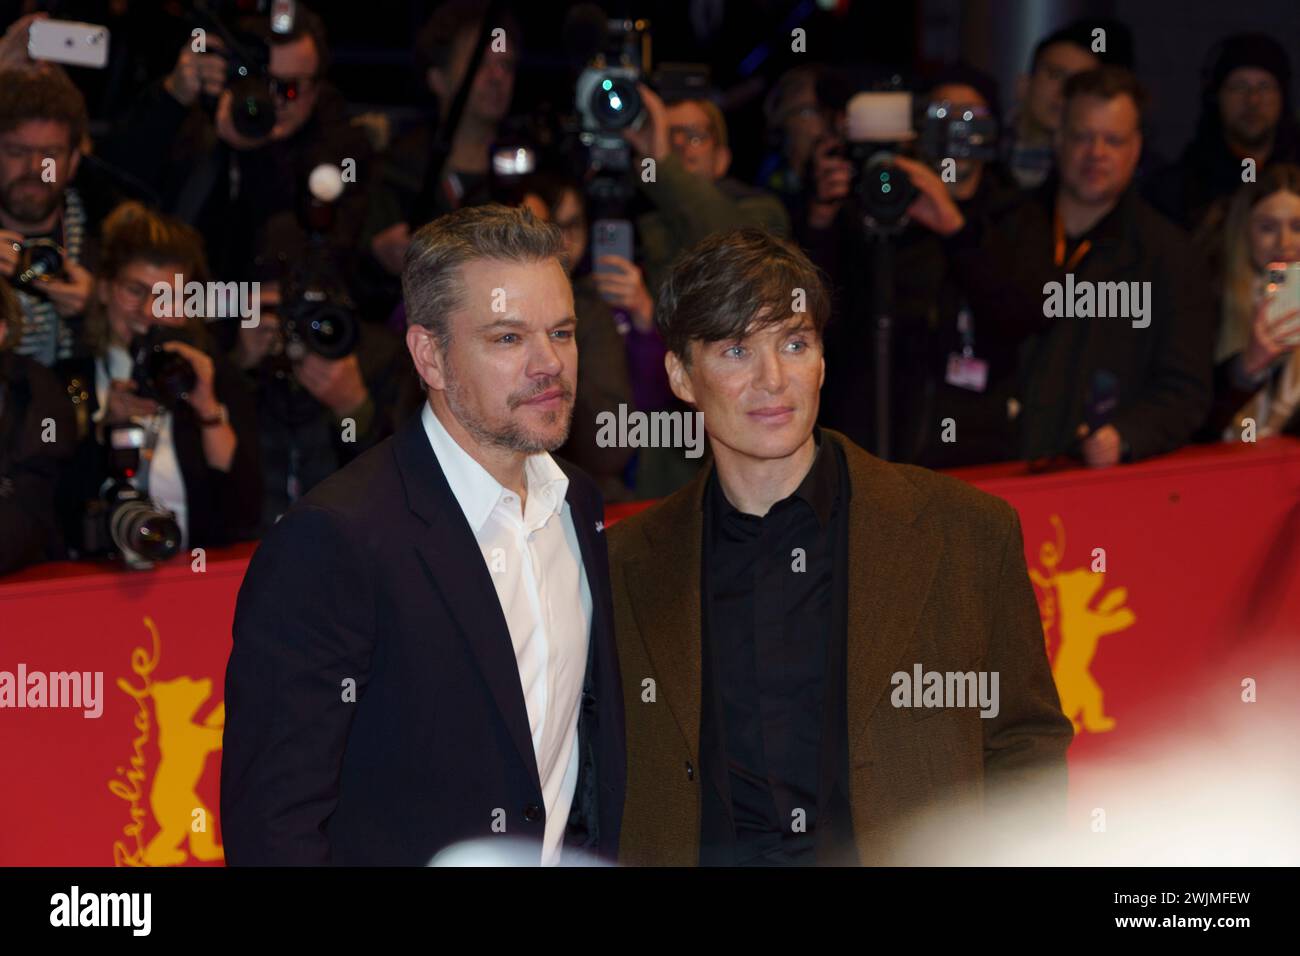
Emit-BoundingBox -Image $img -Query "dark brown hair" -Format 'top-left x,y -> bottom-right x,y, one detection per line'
414,0 -> 522,75
87,202 -> 211,353
0,67 -> 89,151
1063,65 -> 1148,119
654,227 -> 830,362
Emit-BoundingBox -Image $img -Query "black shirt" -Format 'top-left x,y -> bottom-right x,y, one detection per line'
699,430 -> 854,865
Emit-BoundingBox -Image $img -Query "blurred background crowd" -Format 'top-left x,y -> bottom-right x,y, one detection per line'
2,0 -> 1300,575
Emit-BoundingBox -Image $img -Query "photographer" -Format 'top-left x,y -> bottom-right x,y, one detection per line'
58,202 -> 259,556
98,5 -> 373,287
0,280 -> 75,576
624,85 -> 791,298
231,252 -> 405,531
0,67 -> 108,369
798,84 -> 992,462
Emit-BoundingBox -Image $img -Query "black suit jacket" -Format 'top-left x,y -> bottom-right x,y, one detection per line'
221,411 -> 625,865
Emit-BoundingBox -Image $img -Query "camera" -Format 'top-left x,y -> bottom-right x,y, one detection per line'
192,0 -> 279,140
845,92 -> 919,233
8,239 -> 67,294
220,34 -> 277,140
129,325 -> 197,409
81,427 -> 182,569
918,100 -> 998,162
568,5 -> 651,198
280,269 -> 359,361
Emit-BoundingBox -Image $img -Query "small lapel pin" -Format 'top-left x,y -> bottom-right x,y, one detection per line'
595,520 -> 605,534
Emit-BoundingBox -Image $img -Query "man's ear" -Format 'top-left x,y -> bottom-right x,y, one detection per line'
713,144 -> 732,180
665,348 -> 696,406
66,147 -> 81,183
406,324 -> 447,393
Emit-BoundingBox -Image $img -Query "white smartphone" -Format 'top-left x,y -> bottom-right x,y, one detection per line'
1263,261 -> 1300,346
27,19 -> 110,70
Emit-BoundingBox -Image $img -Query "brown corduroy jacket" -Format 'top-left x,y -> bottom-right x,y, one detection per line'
608,429 -> 1073,865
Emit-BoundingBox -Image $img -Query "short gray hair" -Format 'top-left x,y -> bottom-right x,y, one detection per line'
402,204 -> 566,350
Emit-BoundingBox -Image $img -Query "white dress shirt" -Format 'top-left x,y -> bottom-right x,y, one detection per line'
421,402 -> 592,866
95,345 -> 189,550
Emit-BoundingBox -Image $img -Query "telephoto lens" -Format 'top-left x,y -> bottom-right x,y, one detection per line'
109,492 -> 182,565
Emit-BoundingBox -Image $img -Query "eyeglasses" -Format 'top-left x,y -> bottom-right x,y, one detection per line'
113,279 -> 154,309
268,75 -> 315,103
669,125 -> 714,148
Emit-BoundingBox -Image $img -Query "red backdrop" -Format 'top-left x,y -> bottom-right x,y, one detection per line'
3,438 -> 1299,865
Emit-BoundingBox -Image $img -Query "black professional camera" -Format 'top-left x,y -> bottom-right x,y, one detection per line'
844,91 -> 919,233
918,100 -> 999,162
129,325 -> 197,409
222,38 -> 277,140
193,0 -> 284,140
81,427 -> 182,568
567,4 -> 651,183
7,238 -> 67,294
280,268 -> 359,361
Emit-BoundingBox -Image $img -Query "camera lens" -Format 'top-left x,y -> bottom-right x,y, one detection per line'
303,302 -> 358,360
590,75 -> 642,130
12,239 -> 66,289
858,153 -> 916,228
110,499 -> 181,564
148,349 -> 198,407
229,72 -> 277,140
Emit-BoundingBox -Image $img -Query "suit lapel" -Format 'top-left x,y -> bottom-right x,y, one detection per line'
829,432 -> 944,749
393,413 -> 542,795
623,473 -> 709,760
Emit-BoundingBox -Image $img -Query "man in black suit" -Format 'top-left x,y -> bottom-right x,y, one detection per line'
221,204 -> 624,865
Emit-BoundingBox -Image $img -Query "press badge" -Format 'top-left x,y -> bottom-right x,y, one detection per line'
946,306 -> 988,392
945,353 -> 989,391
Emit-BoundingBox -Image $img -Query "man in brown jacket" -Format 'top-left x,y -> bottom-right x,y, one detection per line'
609,227 -> 1073,866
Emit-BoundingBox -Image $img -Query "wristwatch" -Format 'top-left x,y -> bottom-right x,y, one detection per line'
197,403 -> 229,428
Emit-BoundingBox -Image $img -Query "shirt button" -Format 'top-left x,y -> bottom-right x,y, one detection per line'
523,804 -> 542,823
685,761 -> 695,781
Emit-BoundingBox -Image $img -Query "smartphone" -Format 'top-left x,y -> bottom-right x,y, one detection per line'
27,19 -> 110,70
1263,261 -> 1300,346
592,219 -> 633,274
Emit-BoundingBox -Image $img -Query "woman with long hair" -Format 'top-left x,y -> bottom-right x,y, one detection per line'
1198,163 -> 1300,440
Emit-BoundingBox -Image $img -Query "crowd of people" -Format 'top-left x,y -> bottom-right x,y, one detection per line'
2,3 -> 1299,577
